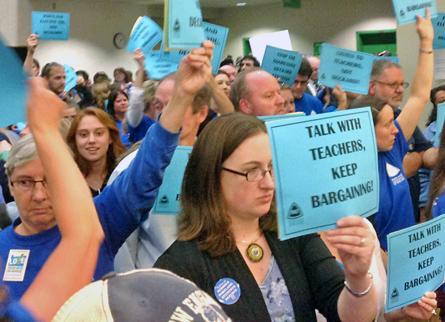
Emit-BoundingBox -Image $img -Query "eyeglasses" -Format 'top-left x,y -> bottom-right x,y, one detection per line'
10,178 -> 47,192
374,80 -> 409,90
222,167 -> 273,182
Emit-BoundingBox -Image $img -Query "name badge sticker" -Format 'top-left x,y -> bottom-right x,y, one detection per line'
3,249 -> 30,282
214,277 -> 241,305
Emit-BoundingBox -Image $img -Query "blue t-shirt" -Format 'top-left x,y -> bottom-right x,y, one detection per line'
116,119 -> 131,148
294,92 -> 336,116
375,121 -> 415,250
128,115 -> 156,144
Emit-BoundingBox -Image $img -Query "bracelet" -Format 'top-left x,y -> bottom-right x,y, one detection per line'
419,48 -> 433,54
344,272 -> 373,297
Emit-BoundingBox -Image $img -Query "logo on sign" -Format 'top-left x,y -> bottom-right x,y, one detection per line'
287,202 -> 303,219
391,288 -> 399,302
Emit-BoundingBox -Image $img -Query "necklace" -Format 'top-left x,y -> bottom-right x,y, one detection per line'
237,232 -> 264,263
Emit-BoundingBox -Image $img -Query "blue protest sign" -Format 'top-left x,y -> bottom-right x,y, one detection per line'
392,0 -> 438,26
261,45 -> 302,86
203,22 -> 229,74
266,108 -> 379,240
152,146 -> 192,214
127,16 -> 163,53
433,13 -> 445,49
64,64 -> 77,92
160,42 -> 189,64
318,44 -> 374,95
0,37 -> 27,127
31,11 -> 70,40
257,112 -> 304,122
164,0 -> 205,50
145,51 -> 179,80
386,215 -> 445,312
434,103 -> 445,146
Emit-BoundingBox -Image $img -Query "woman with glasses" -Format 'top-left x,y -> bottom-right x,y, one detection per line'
66,107 -> 125,197
155,113 -> 378,322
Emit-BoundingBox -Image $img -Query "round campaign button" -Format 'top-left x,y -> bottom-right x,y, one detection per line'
213,277 -> 241,305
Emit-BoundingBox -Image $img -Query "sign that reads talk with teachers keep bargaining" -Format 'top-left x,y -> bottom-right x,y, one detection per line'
266,108 -> 379,240
386,216 -> 445,312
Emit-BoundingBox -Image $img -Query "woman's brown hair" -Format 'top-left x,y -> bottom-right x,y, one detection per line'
66,107 -> 125,177
178,112 -> 277,257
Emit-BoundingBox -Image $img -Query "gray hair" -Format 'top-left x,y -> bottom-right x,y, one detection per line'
5,134 -> 38,178
371,60 -> 401,79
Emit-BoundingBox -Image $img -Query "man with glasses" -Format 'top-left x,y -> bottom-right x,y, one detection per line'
369,59 -> 434,222
292,58 -> 337,115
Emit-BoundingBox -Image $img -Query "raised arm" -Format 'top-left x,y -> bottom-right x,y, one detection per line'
23,34 -> 38,76
397,9 -> 434,141
126,49 -> 146,127
160,41 -> 214,132
208,76 -> 234,115
20,78 -> 103,322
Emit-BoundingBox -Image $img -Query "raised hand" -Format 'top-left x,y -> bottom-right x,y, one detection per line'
27,77 -> 66,133
416,7 -> 434,43
134,48 -> 145,68
26,34 -> 39,54
175,41 -> 214,97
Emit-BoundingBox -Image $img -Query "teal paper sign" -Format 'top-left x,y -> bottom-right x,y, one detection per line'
433,13 -> 445,49
64,64 -> 77,92
392,0 -> 437,26
261,45 -> 302,86
152,146 -> 192,214
434,103 -> 445,146
31,11 -> 70,40
0,36 -> 27,127
386,215 -> 445,312
145,51 -> 179,80
203,22 -> 229,74
319,44 -> 374,95
160,42 -> 189,64
127,16 -> 163,53
266,108 -> 379,240
164,0 -> 205,50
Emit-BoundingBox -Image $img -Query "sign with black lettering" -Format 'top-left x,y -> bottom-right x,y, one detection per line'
261,45 -> 302,86
319,44 -> 374,95
386,215 -> 445,312
433,13 -> 445,49
31,11 -> 70,40
392,0 -> 437,25
266,108 -> 379,240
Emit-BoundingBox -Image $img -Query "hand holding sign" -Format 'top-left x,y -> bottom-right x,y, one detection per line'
416,7 -> 434,45
324,216 -> 374,278
399,292 -> 437,320
134,49 -> 145,68
176,41 -> 213,96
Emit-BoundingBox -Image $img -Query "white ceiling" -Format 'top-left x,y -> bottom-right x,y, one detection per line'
111,0 -> 282,8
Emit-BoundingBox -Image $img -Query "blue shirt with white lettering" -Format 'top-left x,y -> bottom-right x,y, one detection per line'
375,121 -> 415,250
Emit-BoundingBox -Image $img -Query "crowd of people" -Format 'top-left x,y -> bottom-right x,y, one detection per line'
0,7 -> 444,322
